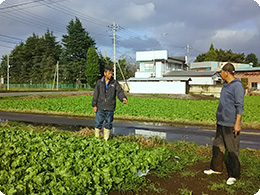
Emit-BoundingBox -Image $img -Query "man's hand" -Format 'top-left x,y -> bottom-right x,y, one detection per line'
233,114 -> 242,136
122,98 -> 127,104
93,107 -> 97,113
233,123 -> 241,136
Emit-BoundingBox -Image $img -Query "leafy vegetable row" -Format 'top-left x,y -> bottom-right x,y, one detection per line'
0,127 -> 171,195
0,96 -> 259,122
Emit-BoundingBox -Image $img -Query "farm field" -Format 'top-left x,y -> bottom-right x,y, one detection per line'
0,122 -> 171,195
0,122 -> 259,195
0,95 -> 259,128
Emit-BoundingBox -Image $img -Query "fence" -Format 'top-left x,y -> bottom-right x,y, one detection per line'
0,83 -> 92,90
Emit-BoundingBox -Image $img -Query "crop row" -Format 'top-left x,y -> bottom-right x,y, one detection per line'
0,96 -> 259,122
0,126 -> 171,194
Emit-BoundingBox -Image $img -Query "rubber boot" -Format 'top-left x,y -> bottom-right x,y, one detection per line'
95,128 -> 101,138
104,128 -> 111,141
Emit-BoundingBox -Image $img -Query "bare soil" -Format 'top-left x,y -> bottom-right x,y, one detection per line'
109,162 -> 254,195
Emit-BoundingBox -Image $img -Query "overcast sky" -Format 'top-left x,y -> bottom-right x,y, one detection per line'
0,0 -> 260,64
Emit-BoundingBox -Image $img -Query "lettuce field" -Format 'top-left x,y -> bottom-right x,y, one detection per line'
0,125 -> 171,194
0,95 -> 259,124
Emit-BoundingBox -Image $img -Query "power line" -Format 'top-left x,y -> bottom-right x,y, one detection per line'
0,44 -> 14,49
0,34 -> 25,42
41,0 -> 109,27
0,38 -> 19,45
1,4 -> 66,33
0,0 -> 45,10
1,13 -> 64,34
3,2 -> 66,31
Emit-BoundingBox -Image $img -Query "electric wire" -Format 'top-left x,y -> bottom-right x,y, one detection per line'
40,0 -> 109,27
0,0 -> 45,10
3,2 -> 66,31
0,34 -> 25,42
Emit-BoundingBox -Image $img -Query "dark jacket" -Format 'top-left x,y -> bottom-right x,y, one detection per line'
216,78 -> 244,127
92,77 -> 127,111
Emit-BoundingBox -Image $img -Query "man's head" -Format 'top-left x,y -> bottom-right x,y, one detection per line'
104,67 -> 113,80
220,63 -> 235,81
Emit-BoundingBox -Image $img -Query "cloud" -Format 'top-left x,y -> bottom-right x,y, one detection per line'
254,0 -> 260,6
119,2 -> 155,22
1,0 -> 260,63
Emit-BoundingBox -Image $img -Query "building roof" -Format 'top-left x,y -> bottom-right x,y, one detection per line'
235,67 -> 260,72
163,70 -> 218,77
128,77 -> 191,82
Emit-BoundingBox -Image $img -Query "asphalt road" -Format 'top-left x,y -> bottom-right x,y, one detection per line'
0,111 -> 259,150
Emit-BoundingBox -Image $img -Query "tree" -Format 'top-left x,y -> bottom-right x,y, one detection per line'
120,54 -> 137,78
195,44 -> 248,63
116,59 -> 127,81
0,55 -> 8,84
41,30 -> 62,83
0,31 -> 61,84
194,53 -> 206,62
245,53 -> 259,67
86,46 -> 99,88
98,53 -> 114,79
61,17 -> 96,83
204,44 -> 217,61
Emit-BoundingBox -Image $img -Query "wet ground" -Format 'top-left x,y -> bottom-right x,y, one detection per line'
0,111 -> 259,149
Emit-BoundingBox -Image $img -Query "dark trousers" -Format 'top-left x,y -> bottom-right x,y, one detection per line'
94,109 -> 114,130
210,124 -> 240,178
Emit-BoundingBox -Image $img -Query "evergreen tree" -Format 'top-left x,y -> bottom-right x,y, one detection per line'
0,55 -> 8,84
195,44 -> 247,63
41,30 -> 62,83
204,44 -> 217,61
0,31 -> 61,84
245,53 -> 259,67
194,53 -> 206,62
99,53 -> 114,77
86,46 -> 99,88
61,18 -> 96,83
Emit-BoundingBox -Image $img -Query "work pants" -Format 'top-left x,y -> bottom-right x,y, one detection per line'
210,124 -> 240,178
94,109 -> 114,130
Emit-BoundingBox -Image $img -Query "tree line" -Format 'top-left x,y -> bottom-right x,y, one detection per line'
195,44 -> 259,67
0,18 -> 136,88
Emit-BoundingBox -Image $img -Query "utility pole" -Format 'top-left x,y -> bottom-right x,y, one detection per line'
56,61 -> 59,90
108,21 -> 119,80
52,61 -> 59,90
117,61 -> 130,92
7,54 -> 9,90
184,44 -> 193,70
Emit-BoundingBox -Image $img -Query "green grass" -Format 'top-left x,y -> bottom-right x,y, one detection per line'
180,170 -> 198,177
178,186 -> 193,195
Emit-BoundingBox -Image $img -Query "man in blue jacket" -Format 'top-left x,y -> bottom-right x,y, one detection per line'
204,63 -> 244,185
92,67 -> 127,141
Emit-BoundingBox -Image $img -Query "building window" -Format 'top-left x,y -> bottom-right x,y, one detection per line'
251,82 -> 257,88
144,63 -> 154,71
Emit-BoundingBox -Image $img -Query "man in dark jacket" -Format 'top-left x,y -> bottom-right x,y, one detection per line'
204,63 -> 244,185
92,67 -> 127,141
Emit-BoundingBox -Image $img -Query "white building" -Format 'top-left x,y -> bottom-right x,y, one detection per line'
128,50 -> 221,94
135,50 -> 187,78
128,50 -> 189,94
